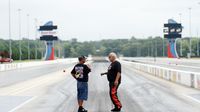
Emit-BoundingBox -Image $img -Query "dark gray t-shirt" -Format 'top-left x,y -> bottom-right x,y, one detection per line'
107,61 -> 121,83
71,64 -> 91,82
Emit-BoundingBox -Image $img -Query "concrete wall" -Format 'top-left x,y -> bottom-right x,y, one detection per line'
0,58 -> 77,72
122,61 -> 200,89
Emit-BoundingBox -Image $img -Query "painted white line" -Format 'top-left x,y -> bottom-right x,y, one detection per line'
183,94 -> 200,104
122,58 -> 200,70
8,96 -> 37,112
173,64 -> 200,69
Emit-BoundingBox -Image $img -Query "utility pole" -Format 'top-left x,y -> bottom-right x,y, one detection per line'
163,38 -> 165,57
155,39 -> 157,57
147,44 -> 150,57
151,39 -> 153,57
8,0 -> 12,59
197,29 -> 199,56
27,14 -> 30,60
34,18 -> 38,60
179,13 -> 183,57
18,9 -> 22,60
154,39 -> 157,62
197,3 -> 200,56
136,42 -> 138,57
59,39 -> 62,58
189,8 -> 192,57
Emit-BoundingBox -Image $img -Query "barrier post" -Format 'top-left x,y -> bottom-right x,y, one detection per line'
191,74 -> 195,88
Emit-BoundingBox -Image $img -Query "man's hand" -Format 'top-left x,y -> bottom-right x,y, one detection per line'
101,73 -> 105,76
101,72 -> 108,76
114,80 -> 119,86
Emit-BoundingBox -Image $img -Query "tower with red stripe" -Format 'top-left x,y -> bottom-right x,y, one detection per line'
39,21 -> 58,60
164,19 -> 183,58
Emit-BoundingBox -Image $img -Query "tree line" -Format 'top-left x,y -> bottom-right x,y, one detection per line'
0,37 -> 200,60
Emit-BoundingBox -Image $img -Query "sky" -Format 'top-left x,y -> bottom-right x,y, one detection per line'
0,0 -> 200,41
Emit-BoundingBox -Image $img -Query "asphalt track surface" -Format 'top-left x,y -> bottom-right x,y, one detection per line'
0,61 -> 200,112
0,63 -> 74,87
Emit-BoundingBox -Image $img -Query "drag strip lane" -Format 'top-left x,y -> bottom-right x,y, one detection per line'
1,62 -> 200,112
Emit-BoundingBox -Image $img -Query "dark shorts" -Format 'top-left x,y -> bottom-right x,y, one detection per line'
77,81 -> 88,100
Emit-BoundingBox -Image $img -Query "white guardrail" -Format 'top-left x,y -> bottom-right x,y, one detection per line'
121,60 -> 200,90
0,58 -> 77,72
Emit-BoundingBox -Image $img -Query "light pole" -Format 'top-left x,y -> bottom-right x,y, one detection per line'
147,45 -> 150,57
154,39 -> 157,62
40,21 -> 44,59
155,38 -> 157,57
58,40 -> 61,58
163,38 -> 165,57
179,13 -> 183,57
34,18 -> 38,60
151,39 -> 153,57
197,2 -> 200,56
27,14 -> 30,60
136,42 -> 139,57
18,9 -> 22,60
197,29 -> 199,56
8,0 -> 12,59
189,8 -> 192,57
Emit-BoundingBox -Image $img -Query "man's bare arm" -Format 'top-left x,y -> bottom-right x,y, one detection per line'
114,72 -> 121,86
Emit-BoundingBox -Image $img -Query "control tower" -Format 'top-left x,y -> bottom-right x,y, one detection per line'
39,21 -> 58,60
164,19 -> 183,58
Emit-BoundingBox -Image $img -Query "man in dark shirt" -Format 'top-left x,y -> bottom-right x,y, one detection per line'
71,56 -> 91,112
101,52 -> 122,111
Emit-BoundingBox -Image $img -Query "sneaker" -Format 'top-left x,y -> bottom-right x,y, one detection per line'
111,107 -> 121,112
